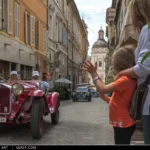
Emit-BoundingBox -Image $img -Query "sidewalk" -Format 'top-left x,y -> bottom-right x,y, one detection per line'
131,129 -> 144,145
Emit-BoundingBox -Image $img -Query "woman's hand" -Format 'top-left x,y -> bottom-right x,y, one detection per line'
82,61 -> 98,77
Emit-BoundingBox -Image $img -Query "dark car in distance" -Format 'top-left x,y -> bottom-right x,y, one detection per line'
72,85 -> 92,102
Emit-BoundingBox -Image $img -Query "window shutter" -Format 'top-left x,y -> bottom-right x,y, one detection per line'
7,0 -> 13,34
30,16 -> 35,46
25,11 -> 28,44
0,0 -> 2,30
35,20 -> 39,49
18,5 -> 20,38
59,23 -> 62,42
44,29 -> 47,52
15,3 -> 20,38
15,3 -> 17,36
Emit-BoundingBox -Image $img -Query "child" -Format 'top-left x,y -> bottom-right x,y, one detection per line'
83,45 -> 136,145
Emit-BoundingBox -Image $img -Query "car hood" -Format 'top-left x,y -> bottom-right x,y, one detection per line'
0,81 -> 38,90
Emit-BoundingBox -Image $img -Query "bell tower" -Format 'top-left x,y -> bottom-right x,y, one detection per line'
98,26 -> 104,40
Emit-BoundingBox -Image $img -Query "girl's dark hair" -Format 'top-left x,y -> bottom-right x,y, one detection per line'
42,73 -> 47,81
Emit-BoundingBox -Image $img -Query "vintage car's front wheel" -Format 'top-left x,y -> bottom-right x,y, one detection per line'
31,98 -> 44,139
51,109 -> 59,124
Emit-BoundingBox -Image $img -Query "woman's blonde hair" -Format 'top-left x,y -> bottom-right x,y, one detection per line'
113,45 -> 135,74
129,0 -> 150,32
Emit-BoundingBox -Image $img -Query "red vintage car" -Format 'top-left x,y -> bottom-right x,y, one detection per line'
0,80 -> 60,139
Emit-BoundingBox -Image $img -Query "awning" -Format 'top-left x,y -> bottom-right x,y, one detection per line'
117,7 -> 139,49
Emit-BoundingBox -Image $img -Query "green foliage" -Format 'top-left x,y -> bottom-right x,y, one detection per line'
148,22 -> 150,29
141,51 -> 150,64
53,86 -> 69,100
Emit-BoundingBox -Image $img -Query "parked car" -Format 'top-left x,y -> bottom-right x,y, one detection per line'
72,84 -> 92,102
0,79 -> 60,139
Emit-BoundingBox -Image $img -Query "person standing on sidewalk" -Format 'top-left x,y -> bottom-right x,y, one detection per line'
46,73 -> 54,92
115,0 -> 150,144
83,46 -> 136,145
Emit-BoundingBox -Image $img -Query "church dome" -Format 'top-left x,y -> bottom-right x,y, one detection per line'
92,39 -> 108,48
92,27 -> 108,49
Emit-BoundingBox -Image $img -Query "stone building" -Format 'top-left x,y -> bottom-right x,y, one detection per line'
105,0 -> 139,81
89,27 -> 108,85
48,0 -> 89,90
0,0 -> 48,80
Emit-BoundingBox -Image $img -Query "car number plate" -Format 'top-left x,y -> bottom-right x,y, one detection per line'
0,117 -> 6,122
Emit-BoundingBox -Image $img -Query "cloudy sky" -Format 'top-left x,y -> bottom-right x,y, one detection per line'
74,0 -> 112,55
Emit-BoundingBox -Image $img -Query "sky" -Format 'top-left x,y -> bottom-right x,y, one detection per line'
74,0 -> 112,56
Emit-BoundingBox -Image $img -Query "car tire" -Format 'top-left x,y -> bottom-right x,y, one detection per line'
31,98 -> 44,139
51,109 -> 59,124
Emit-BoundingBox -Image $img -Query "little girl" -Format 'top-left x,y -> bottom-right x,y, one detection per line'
83,45 -> 136,145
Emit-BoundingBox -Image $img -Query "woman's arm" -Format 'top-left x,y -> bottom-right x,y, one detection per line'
115,67 -> 139,80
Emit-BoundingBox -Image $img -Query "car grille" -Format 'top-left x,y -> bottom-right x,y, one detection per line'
0,84 -> 11,114
77,92 -> 87,99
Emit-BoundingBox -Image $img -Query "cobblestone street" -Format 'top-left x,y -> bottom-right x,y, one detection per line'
0,98 -> 144,145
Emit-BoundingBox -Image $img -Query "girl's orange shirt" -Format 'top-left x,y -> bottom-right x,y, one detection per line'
109,76 -> 136,128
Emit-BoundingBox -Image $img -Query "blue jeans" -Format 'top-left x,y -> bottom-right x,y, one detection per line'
143,115 -> 150,144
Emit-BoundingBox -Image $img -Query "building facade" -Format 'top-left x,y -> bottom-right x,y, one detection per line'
0,0 -> 48,80
89,28 -> 108,85
0,0 -> 89,88
48,0 -> 89,90
105,6 -> 116,83
105,0 -> 139,82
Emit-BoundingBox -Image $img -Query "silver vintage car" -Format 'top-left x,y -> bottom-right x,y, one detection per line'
72,84 -> 92,102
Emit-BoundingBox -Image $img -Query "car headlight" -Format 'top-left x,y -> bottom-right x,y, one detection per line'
12,83 -> 24,96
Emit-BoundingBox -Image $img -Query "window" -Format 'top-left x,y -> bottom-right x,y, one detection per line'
7,0 -> 13,34
31,16 -> 35,46
11,63 -> 16,71
59,22 -> 62,42
25,11 -> 31,45
99,61 -> 102,67
63,27 -> 68,45
49,53 -> 51,61
44,29 -> 48,52
49,16 -> 52,39
15,2 -> 20,38
0,0 -> 2,30
35,20 -> 39,49
55,22 -> 58,41
2,0 -> 7,32
63,54 -> 65,65
100,34 -> 103,39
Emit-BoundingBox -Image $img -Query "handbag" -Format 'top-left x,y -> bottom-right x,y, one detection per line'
129,75 -> 150,120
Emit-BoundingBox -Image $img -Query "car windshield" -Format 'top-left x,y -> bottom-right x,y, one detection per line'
76,87 -> 88,92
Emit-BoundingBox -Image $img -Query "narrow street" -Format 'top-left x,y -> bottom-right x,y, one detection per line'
0,98 -> 144,145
